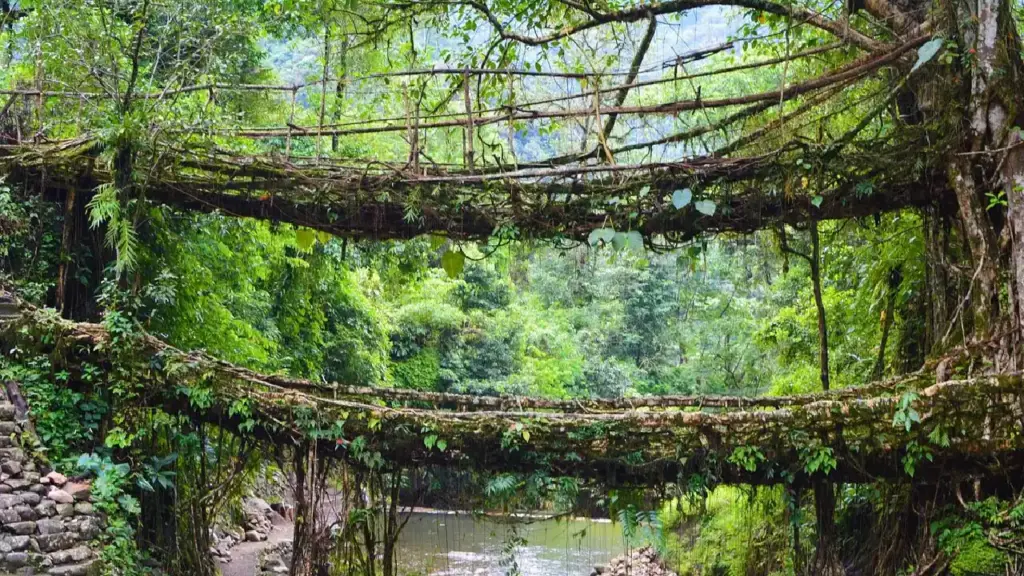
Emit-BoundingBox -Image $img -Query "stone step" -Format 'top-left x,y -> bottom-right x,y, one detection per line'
47,560 -> 95,575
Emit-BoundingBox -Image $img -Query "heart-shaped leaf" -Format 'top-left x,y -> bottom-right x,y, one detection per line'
588,227 -> 616,246
811,195 -> 824,208
694,200 -> 717,216
672,188 -> 692,209
295,229 -> 316,251
625,230 -> 644,252
611,232 -> 628,251
441,250 -> 465,278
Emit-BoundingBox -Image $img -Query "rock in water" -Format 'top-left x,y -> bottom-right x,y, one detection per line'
591,546 -> 678,576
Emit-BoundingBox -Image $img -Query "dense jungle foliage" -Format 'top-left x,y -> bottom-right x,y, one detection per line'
2,0 -> 1024,575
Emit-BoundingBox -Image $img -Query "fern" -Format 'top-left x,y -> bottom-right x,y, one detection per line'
485,473 -> 518,498
87,183 -> 138,276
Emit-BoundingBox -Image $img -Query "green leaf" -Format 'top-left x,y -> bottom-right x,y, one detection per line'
440,250 -> 465,278
118,494 -> 141,516
436,439 -> 447,452
588,227 -> 616,246
912,37 -> 943,72
424,434 -> 438,449
638,185 -> 651,197
429,233 -> 447,250
625,230 -> 644,252
611,232 -> 628,251
694,200 -> 717,216
811,195 -> 823,208
672,188 -> 692,209
316,231 -> 332,244
295,229 -> 316,251
521,429 -> 531,442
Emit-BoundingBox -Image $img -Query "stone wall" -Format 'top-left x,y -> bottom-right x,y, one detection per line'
0,396 -> 99,576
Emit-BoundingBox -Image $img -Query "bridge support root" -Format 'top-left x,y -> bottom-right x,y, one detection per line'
290,441 -> 330,576
810,480 -> 845,576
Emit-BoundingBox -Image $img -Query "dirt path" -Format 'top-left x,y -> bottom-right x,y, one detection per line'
219,516 -> 293,576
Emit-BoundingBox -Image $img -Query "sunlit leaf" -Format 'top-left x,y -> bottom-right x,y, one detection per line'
672,188 -> 692,209
625,230 -> 644,252
429,234 -> 447,250
588,227 -> 616,246
912,37 -> 944,72
694,200 -> 716,216
295,229 -> 316,251
441,250 -> 465,278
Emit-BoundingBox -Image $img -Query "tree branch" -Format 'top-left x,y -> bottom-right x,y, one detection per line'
444,0 -> 884,51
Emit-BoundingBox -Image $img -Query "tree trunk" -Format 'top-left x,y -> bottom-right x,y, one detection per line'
55,186 -> 75,316
290,442 -> 317,576
1004,139 -> 1024,368
331,36 -> 348,154
810,479 -> 844,576
924,213 -> 952,353
810,221 -> 830,390
789,485 -> 804,573
948,156 -> 1001,333
942,0 -> 1024,344
809,221 -> 843,573
873,267 -> 902,379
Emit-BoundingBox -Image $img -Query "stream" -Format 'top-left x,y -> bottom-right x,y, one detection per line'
393,512 -> 629,576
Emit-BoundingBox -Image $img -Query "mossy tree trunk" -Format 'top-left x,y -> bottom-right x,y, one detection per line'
940,0 -> 1024,365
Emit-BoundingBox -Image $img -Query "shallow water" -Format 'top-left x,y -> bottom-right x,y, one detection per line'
393,512 -> 628,576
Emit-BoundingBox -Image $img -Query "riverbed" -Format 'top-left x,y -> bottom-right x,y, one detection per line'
393,512 -> 630,576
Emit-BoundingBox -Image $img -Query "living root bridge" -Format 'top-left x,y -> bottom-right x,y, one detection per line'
0,138 -> 951,243
3,297 -> 1022,489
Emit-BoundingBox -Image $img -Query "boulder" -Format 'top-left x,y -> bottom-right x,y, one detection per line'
0,494 -> 22,509
3,521 -> 34,535
47,490 -> 73,505
36,518 -> 64,535
257,541 -> 293,576
35,532 -> 77,552
48,561 -> 96,576
5,551 -> 28,567
241,497 -> 275,540
64,483 -> 90,502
